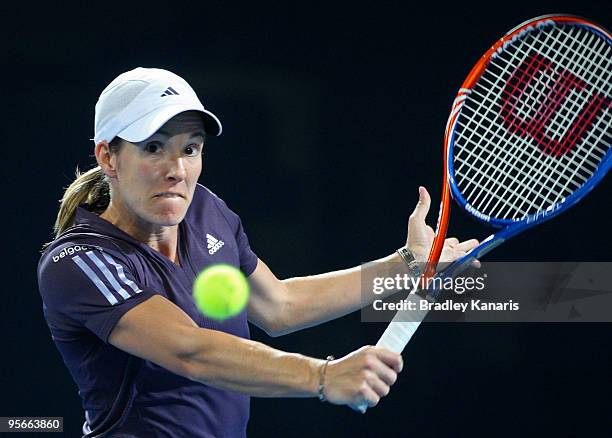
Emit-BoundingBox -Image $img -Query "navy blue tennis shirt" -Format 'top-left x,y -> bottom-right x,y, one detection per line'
38,184 -> 258,437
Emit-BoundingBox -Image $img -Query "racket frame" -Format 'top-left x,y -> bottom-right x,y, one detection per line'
435,14 -> 612,280
447,14 -> 612,229
357,14 -> 611,413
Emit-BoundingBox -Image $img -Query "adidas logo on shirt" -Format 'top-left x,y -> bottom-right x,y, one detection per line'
206,233 -> 225,255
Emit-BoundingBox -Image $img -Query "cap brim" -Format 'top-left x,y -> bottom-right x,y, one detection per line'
117,104 -> 222,142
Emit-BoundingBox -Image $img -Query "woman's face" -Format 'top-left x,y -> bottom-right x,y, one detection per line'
108,111 -> 205,229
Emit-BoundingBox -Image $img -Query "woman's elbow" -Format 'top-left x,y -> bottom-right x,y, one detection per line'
264,323 -> 288,338
251,314 -> 287,338
253,303 -> 293,338
166,326 -> 207,381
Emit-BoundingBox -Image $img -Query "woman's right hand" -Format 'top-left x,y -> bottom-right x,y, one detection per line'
322,346 -> 403,411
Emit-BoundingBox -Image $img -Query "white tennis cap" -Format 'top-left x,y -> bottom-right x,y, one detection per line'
93,67 -> 222,144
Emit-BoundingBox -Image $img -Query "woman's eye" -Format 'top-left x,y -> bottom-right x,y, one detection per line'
184,145 -> 201,156
145,143 -> 161,153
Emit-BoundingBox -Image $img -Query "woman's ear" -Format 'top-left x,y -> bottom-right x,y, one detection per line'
95,140 -> 118,178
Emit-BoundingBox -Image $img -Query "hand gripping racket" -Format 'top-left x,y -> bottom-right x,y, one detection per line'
359,14 -> 611,412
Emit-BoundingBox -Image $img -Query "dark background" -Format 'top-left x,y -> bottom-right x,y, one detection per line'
2,1 -> 611,437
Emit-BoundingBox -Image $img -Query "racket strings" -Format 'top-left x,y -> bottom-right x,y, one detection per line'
498,53 -> 610,217
490,25 -> 609,209
468,24 -> 608,217
460,24 -> 608,213
458,60 -> 607,210
455,29 -> 574,213
456,24 -> 608,214
453,22 -> 611,220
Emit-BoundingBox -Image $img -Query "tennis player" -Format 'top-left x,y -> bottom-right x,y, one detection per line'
37,67 -> 478,437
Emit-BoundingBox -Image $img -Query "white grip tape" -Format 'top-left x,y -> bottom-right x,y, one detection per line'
357,294 -> 429,412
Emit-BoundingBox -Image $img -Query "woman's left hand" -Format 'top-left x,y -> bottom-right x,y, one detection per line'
405,186 -> 480,267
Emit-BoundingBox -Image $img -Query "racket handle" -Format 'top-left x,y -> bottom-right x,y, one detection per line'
357,294 -> 428,413
356,239 -> 502,412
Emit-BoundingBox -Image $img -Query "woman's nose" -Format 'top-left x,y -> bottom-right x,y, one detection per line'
165,156 -> 187,181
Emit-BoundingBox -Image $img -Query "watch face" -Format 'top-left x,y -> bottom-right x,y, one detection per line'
398,248 -> 422,277
400,248 -> 415,262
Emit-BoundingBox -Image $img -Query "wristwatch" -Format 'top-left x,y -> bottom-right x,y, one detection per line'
396,247 -> 422,278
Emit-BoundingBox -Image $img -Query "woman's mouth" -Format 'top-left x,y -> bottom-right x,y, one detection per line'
154,192 -> 185,198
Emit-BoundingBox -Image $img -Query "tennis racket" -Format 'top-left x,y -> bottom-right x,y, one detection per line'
360,14 -> 611,412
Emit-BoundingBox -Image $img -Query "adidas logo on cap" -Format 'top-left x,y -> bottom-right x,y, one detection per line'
160,86 -> 179,97
206,233 -> 225,255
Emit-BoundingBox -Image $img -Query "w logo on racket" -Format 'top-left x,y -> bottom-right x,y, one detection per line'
499,52 -> 611,157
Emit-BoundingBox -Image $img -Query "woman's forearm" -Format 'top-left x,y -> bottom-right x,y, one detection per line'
278,251 -> 411,334
183,327 -> 322,397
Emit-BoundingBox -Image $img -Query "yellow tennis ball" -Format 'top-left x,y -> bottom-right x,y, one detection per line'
193,264 -> 250,320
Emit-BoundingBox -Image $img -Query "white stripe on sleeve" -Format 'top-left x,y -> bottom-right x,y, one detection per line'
85,251 -> 132,300
100,252 -> 143,294
72,255 -> 119,305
